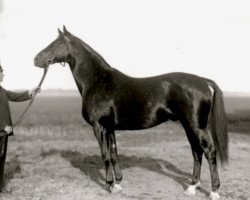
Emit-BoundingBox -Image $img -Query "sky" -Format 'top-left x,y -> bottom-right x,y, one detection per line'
0,0 -> 250,92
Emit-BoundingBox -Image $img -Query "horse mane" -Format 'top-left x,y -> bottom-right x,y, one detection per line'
72,35 -> 111,69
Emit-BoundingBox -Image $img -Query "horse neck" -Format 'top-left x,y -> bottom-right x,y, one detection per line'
68,61 -> 84,96
80,40 -> 111,68
68,50 -> 110,96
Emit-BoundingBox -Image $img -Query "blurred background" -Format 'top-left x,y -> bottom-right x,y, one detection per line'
0,0 -> 250,93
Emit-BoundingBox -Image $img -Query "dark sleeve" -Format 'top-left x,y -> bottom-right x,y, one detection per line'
4,89 -> 31,102
0,120 -> 6,131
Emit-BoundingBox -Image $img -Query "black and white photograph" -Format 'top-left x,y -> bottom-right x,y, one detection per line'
0,0 -> 249,199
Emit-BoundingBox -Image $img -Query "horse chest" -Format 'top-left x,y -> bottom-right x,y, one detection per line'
82,99 -> 115,124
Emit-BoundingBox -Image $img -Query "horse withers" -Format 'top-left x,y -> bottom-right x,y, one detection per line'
34,26 -> 228,200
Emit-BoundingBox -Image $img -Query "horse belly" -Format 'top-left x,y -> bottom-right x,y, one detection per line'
114,105 -> 176,130
143,107 -> 177,128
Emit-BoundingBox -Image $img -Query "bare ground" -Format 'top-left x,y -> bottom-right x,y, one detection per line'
1,122 -> 249,200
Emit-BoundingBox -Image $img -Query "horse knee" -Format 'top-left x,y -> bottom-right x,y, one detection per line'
199,136 -> 216,158
203,145 -> 216,162
102,152 -> 111,162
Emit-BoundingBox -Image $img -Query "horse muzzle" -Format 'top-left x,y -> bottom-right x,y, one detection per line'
34,55 -> 43,68
34,55 -> 54,68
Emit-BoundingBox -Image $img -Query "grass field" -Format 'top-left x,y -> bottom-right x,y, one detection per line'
224,96 -> 250,134
0,95 -> 249,200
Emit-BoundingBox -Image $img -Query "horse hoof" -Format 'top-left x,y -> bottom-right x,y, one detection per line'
209,191 -> 220,200
105,183 -> 112,193
184,182 -> 200,195
111,184 -> 123,193
184,186 -> 196,195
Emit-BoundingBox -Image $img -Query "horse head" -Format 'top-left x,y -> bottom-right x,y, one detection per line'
34,26 -> 73,68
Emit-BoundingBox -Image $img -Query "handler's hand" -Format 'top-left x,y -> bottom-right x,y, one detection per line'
4,126 -> 13,135
29,86 -> 41,97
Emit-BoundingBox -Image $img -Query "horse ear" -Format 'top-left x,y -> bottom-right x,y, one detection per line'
63,25 -> 71,36
58,28 -> 63,36
63,25 -> 72,42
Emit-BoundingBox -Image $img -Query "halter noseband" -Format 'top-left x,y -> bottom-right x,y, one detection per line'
46,57 -> 55,66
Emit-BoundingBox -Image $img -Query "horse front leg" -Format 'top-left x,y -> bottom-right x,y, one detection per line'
110,131 -> 123,193
93,122 -> 114,192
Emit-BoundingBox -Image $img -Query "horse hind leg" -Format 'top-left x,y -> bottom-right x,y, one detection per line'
183,126 -> 203,195
190,127 -> 220,200
184,149 -> 203,195
198,130 -> 220,200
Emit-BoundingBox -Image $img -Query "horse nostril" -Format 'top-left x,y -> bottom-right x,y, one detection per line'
34,56 -> 39,64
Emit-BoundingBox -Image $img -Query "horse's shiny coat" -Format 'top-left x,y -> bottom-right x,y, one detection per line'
34,26 -> 228,198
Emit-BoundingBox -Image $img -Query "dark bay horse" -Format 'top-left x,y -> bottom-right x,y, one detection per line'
34,26 -> 228,200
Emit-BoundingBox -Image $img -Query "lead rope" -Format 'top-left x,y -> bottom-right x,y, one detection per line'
12,67 -> 49,127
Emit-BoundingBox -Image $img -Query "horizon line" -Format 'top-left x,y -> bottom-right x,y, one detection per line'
11,88 -> 250,97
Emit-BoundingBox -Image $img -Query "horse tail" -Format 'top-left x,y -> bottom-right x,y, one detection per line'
205,78 -> 228,165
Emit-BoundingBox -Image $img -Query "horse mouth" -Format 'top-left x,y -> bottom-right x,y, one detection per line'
35,62 -> 47,68
34,58 -> 55,68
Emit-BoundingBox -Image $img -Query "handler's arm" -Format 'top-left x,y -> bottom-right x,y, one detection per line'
4,89 -> 31,102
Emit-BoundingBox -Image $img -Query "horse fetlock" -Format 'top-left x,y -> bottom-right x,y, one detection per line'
106,169 -> 114,183
191,177 -> 201,185
212,179 -> 220,191
115,173 -> 123,183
